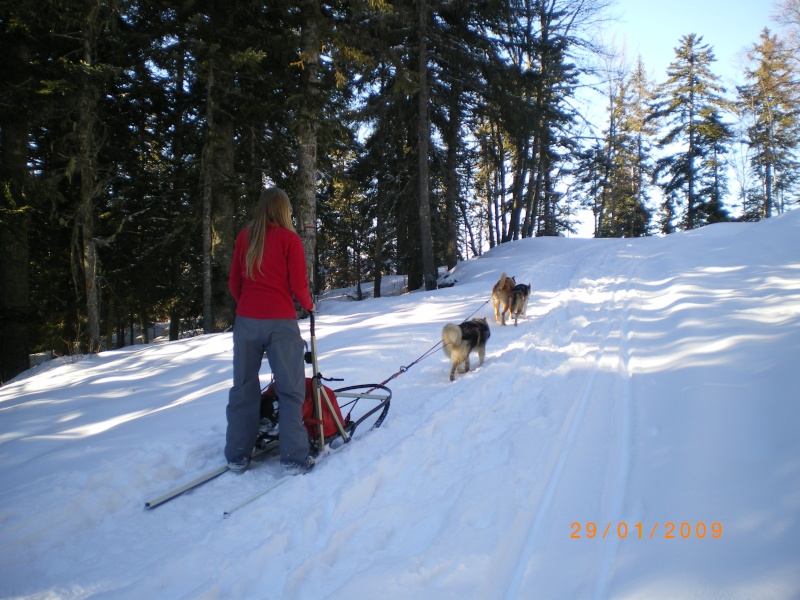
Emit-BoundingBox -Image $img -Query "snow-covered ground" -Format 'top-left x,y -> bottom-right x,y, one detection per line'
2,211 -> 799,600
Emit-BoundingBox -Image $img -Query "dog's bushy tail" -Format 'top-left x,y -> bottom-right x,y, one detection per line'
442,323 -> 462,358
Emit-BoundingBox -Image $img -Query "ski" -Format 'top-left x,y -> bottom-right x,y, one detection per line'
222,472 -> 295,519
144,440 -> 279,510
221,442 -> 344,519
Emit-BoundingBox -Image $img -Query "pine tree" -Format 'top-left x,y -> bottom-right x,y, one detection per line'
652,34 -> 733,230
737,28 -> 800,218
593,55 -> 653,237
31,0 -> 126,354
574,143 -> 607,236
620,58 -> 656,235
0,0 -> 36,378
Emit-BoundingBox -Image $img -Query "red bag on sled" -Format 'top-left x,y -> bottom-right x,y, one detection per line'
262,377 -> 346,440
301,378 -> 346,439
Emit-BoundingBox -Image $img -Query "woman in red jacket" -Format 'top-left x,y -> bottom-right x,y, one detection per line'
226,187 -> 315,475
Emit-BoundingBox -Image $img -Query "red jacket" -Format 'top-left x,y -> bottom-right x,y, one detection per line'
229,224 -> 314,319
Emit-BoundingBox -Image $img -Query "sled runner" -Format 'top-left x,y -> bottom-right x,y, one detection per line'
144,313 -> 391,510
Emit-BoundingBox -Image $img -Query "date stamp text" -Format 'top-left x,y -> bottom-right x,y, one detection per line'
570,521 -> 722,540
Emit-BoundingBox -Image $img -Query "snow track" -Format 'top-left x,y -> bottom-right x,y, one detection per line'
496,242 -> 638,599
593,250 -> 636,600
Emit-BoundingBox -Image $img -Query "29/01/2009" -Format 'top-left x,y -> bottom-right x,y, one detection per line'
570,521 -> 723,540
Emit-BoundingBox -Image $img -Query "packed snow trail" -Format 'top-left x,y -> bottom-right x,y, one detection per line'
490,240 -> 638,599
1,212 -> 799,599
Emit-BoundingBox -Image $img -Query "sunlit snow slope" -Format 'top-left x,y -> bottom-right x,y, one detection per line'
1,211 -> 799,599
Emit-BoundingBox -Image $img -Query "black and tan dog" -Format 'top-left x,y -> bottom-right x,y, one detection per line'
509,283 -> 531,326
442,318 -> 491,381
492,273 -> 516,325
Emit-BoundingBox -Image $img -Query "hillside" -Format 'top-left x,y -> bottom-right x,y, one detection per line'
1,211 -> 799,599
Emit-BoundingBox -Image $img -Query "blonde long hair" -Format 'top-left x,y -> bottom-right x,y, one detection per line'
245,187 -> 295,280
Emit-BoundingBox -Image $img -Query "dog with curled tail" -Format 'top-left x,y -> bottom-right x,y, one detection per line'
442,318 -> 491,381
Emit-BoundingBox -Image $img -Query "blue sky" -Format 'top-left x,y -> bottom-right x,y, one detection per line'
606,0 -> 779,86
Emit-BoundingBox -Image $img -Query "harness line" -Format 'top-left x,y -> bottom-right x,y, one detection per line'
368,297 -> 491,391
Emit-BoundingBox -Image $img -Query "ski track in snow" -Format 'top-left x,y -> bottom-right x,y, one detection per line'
592,247 -> 635,600
497,240 -> 638,599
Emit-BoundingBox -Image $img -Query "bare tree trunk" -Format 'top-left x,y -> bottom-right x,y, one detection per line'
486,181 -> 496,249
764,161 -> 773,219
77,4 -> 101,353
443,83 -> 461,269
201,53 -> 236,333
373,192 -> 385,298
458,201 -> 480,258
169,49 -> 186,341
492,121 -> 507,243
416,0 -> 437,291
77,184 -> 100,352
210,114 -> 235,331
522,155 -> 537,237
295,0 -> 322,299
505,140 -> 529,241
686,81 -> 697,229
201,65 -> 215,333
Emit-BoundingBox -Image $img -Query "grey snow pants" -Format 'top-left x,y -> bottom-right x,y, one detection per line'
225,316 -> 310,466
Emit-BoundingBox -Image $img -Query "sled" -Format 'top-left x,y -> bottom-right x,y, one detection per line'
257,312 -> 391,454
257,380 -> 392,452
144,312 -> 390,510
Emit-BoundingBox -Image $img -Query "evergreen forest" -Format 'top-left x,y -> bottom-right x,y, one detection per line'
1,0 -> 798,381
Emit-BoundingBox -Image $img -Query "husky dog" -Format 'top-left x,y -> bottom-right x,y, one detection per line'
492,273 -> 516,326
442,318 -> 491,381
509,283 -> 531,326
